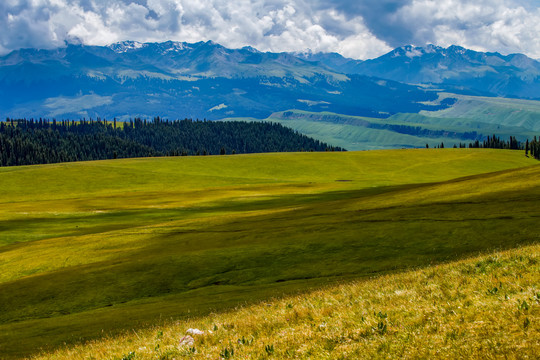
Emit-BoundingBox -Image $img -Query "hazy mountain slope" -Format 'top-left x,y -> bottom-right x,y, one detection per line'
293,51 -> 364,74
299,45 -> 540,99
0,41 -> 443,120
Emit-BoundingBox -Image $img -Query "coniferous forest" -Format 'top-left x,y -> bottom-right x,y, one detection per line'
466,135 -> 540,160
0,118 -> 343,166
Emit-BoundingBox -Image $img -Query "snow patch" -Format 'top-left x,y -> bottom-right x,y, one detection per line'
109,41 -> 146,53
209,103 -> 228,112
297,99 -> 330,106
242,46 -> 260,53
405,48 -> 423,58
86,71 -> 106,80
161,42 -> 190,54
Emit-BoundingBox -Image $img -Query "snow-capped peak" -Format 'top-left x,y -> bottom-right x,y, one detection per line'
447,45 -> 467,55
391,45 -> 421,58
405,48 -> 423,58
242,46 -> 261,53
160,41 -> 190,54
109,41 -> 146,53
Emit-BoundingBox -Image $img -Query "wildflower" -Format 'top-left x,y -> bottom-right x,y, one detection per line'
178,335 -> 195,347
187,328 -> 205,335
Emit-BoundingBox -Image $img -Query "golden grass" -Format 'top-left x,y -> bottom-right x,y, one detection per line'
32,243 -> 540,360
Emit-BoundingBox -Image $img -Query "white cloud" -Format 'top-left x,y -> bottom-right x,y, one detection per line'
0,0 -> 539,59
0,0 -> 392,58
395,0 -> 540,58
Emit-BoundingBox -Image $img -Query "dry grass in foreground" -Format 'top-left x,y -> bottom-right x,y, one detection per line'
32,244 -> 540,360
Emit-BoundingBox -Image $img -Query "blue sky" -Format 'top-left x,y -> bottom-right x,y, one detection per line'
1,0 -> 539,59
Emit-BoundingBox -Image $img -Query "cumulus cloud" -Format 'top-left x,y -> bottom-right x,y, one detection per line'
393,0 -> 540,58
0,0 -> 539,59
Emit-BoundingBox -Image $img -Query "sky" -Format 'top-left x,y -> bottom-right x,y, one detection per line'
1,0 -> 539,59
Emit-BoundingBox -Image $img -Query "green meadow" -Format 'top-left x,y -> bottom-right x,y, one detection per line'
420,92 -> 540,131
0,149 -> 539,358
225,94 -> 540,150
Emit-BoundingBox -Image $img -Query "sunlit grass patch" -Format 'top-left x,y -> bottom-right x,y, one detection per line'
31,243 -> 540,360
0,149 -> 538,358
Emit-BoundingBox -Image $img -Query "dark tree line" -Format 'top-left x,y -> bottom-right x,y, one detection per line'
465,134 -> 540,159
526,137 -> 540,160
467,135 -> 521,150
428,135 -> 525,151
427,134 -> 539,161
0,117 -> 343,166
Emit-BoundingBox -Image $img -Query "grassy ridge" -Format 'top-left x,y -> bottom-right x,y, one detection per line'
224,94 -> 540,150
31,243 -> 540,359
421,93 -> 540,131
0,150 -> 538,358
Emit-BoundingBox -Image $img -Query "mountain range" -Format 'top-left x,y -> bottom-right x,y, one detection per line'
0,41 -> 427,120
2,40 -> 539,122
299,44 -> 540,99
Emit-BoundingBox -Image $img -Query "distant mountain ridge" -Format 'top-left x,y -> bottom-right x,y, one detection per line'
0,41 -> 444,120
293,51 -> 364,75
297,45 -> 540,99
0,40 -> 339,81
0,41 -> 538,122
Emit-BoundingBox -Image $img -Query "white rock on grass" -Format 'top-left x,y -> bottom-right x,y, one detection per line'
187,328 -> 205,335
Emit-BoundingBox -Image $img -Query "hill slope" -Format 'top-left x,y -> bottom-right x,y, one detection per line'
0,150 -> 538,358
242,97 -> 540,150
32,243 -> 540,359
419,92 -> 540,131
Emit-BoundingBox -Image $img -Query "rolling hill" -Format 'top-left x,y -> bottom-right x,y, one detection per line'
0,149 -> 538,358
31,243 -> 540,359
230,92 -> 540,151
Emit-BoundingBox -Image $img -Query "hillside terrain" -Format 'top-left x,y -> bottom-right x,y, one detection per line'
0,149 -> 538,358
0,41 -> 442,121
32,243 -> 540,359
419,93 -> 540,131
231,93 -> 540,150
4,42 -> 539,123
2,41 -> 539,151
298,45 -> 540,99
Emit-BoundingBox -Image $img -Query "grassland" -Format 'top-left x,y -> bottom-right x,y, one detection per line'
224,93 -> 540,150
421,93 -> 540,131
32,242 -> 540,360
0,149 -> 539,358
